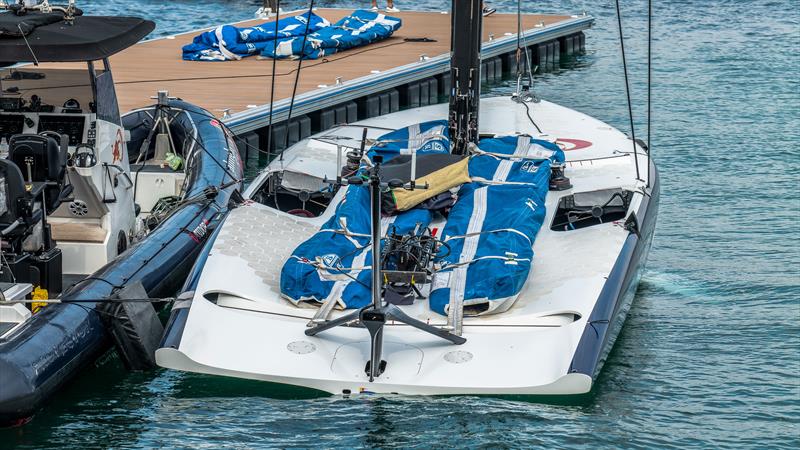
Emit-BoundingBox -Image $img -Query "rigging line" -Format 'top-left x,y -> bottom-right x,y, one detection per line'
516,0 -> 521,79
512,0 -> 541,133
6,298 -> 173,305
167,105 -> 276,159
281,0 -> 316,163
219,302 -> 564,328
613,0 -> 643,183
519,2 -> 535,87
646,0 -> 653,188
266,0 -> 281,161
17,24 -> 39,66
514,0 -> 533,91
647,0 -> 652,154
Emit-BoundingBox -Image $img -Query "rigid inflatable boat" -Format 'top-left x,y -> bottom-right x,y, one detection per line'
0,5 -> 242,425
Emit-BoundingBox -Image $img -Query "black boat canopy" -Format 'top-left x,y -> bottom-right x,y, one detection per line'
0,13 -> 155,65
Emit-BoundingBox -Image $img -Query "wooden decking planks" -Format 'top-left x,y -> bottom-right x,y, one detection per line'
50,222 -> 106,243
108,9 -> 571,115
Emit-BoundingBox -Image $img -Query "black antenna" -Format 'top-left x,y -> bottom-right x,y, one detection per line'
448,0 -> 483,155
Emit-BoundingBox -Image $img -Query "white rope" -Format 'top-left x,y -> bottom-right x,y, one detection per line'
437,254 -> 531,271
443,227 -> 532,246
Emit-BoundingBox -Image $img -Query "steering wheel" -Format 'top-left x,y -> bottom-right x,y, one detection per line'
63,98 -> 81,111
39,130 -> 63,142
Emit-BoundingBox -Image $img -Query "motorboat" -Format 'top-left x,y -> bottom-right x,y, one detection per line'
0,2 -> 242,425
157,0 -> 659,397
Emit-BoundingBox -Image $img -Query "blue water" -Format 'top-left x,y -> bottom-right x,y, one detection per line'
3,1 -> 799,448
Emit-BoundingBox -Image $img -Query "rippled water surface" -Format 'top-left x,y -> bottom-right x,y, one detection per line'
3,0 -> 799,448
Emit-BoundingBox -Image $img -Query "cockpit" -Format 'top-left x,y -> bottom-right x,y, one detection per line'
0,6 -> 154,294
0,66 -> 110,156
0,63 -> 125,286
248,124 -> 392,217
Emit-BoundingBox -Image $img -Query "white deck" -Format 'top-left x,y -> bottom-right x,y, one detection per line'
157,97 -> 652,395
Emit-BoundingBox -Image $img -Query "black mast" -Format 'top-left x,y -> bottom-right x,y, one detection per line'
448,0 -> 484,155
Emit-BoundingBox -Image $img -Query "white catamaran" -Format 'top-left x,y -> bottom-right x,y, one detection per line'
157,0 -> 659,396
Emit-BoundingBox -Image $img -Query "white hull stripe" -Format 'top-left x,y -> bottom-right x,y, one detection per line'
448,186 -> 489,314
492,136 -> 530,182
443,227 -> 532,246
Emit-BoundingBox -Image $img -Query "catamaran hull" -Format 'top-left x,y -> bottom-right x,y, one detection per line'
569,162 -> 660,381
158,345 -> 595,396
156,97 -> 660,397
157,173 -> 659,398
0,101 -> 242,426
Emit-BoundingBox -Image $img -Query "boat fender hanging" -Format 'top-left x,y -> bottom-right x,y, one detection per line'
97,282 -> 164,371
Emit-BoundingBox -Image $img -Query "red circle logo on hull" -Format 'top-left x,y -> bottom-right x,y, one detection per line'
556,138 -> 593,151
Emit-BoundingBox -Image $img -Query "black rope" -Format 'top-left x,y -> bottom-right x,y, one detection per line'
614,0 -> 643,182
520,100 -> 543,134
265,1 -> 281,160
9,298 -> 172,304
64,276 -> 123,295
281,0 -> 316,162
126,104 -> 241,187
109,108 -> 236,284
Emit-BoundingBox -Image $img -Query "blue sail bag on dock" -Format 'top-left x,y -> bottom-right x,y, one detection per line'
260,10 -> 401,60
182,12 -> 330,61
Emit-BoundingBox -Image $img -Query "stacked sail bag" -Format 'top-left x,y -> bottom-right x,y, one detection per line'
280,185 -> 433,309
429,135 -> 565,316
182,12 -> 330,61
280,122 -> 459,309
260,10 -> 402,60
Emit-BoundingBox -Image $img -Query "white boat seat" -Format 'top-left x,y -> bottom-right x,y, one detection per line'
50,222 -> 106,243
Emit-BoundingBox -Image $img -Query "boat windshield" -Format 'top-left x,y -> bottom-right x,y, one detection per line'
0,65 -> 96,115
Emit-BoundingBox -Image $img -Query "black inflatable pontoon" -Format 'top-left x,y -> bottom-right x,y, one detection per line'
0,98 -> 242,425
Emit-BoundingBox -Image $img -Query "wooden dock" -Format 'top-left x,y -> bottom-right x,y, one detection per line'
107,8 -> 593,153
